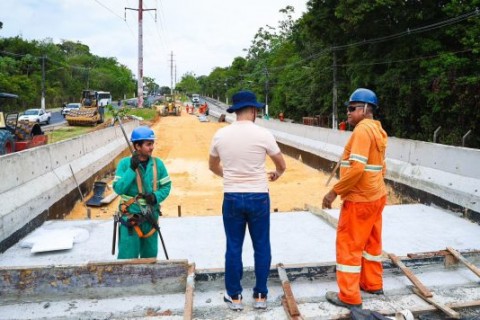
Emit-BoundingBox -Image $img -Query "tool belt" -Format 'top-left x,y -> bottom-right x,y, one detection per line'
117,159 -> 160,239
118,196 -> 156,238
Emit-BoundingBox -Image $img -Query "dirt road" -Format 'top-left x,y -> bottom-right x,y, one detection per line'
67,111 -> 399,219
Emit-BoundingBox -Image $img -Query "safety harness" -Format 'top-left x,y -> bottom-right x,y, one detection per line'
118,159 -> 158,238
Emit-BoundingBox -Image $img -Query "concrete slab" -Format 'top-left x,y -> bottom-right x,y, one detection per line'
1,204 -> 480,319
1,205 -> 479,269
324,204 -> 480,255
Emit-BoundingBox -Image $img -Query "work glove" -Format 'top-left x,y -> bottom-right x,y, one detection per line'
143,193 -> 157,205
130,153 -> 140,171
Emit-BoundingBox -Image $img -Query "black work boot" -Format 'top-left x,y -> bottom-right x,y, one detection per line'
325,291 -> 362,309
360,287 -> 384,295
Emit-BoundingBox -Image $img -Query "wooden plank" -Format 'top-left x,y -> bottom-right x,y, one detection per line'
412,287 -> 461,319
388,253 -> 433,298
183,263 -> 195,320
446,247 -> 480,277
87,258 -> 158,266
277,263 -> 303,320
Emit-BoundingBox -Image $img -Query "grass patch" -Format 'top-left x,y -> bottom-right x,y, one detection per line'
47,106 -> 158,144
47,126 -> 94,144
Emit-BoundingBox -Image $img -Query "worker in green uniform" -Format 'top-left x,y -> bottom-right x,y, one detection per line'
113,126 -> 171,259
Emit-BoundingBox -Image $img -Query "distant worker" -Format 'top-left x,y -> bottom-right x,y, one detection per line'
322,88 -> 388,309
118,100 -> 122,107
339,120 -> 347,131
209,90 -> 286,311
113,126 -> 172,259
279,112 -> 284,122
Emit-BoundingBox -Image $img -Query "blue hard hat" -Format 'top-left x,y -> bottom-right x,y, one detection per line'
349,88 -> 378,108
130,126 -> 156,142
227,90 -> 265,113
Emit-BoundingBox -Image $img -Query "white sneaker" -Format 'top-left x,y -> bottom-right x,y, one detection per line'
224,293 -> 243,311
253,293 -> 267,309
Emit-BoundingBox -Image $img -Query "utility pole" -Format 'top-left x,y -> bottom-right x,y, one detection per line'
264,66 -> 269,117
125,0 -> 156,108
332,50 -> 338,130
170,51 -> 174,96
41,55 -> 46,110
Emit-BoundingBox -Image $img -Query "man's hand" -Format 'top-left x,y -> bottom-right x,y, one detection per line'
130,153 -> 140,171
322,190 -> 337,209
268,171 -> 282,181
143,193 -> 157,205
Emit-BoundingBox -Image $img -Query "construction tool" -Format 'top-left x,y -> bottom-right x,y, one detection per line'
135,197 -> 169,260
111,212 -> 119,255
116,116 -> 169,260
69,164 -> 91,219
325,157 -> 342,187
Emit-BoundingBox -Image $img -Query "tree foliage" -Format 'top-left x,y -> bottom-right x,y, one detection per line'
0,36 -> 142,111
195,2 -> 480,148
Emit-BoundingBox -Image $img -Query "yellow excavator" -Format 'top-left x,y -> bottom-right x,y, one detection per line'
66,90 -> 105,126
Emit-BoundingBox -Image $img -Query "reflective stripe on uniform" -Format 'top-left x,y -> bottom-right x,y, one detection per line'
340,160 -> 350,167
362,251 -> 383,262
349,153 -> 367,164
159,176 -> 171,185
340,161 -> 383,173
336,263 -> 361,273
364,164 -> 383,172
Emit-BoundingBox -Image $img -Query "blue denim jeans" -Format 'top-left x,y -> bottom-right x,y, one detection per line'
222,192 -> 271,297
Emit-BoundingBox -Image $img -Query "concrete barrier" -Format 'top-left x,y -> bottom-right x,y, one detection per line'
0,121 -> 137,251
256,118 -> 480,215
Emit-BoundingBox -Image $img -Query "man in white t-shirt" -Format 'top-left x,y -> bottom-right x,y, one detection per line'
209,90 -> 286,311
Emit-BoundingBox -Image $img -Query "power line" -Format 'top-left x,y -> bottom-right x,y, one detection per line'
267,8 -> 480,73
92,0 -> 124,20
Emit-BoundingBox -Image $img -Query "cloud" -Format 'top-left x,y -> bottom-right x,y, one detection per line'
0,0 -> 306,87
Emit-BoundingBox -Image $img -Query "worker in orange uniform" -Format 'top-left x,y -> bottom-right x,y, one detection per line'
322,88 -> 388,309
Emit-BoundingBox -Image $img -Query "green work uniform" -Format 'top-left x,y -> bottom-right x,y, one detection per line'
113,156 -> 171,259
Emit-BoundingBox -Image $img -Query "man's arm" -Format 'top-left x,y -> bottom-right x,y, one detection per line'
153,159 -> 171,204
209,155 -> 223,177
268,152 -> 286,181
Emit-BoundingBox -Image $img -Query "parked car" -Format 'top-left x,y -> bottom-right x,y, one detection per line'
61,103 -> 81,117
18,108 -> 51,125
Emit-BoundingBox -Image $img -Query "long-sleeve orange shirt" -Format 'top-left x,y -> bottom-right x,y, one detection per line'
333,119 -> 388,202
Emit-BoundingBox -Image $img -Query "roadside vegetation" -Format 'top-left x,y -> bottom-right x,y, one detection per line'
47,106 -> 157,143
2,2 -> 479,147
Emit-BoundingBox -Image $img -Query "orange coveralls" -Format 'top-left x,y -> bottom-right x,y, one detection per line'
332,118 -> 388,305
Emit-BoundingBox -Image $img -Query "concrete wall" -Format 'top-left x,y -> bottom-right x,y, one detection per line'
256,118 -> 480,214
0,121 -> 137,249
207,99 -> 479,214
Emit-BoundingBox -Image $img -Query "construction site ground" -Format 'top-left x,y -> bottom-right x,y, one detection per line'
1,110 -> 480,319
65,109 -> 402,220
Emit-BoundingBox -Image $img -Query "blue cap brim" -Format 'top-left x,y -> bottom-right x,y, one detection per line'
226,101 -> 265,113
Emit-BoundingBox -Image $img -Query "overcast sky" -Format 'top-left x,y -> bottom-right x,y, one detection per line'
0,0 -> 307,88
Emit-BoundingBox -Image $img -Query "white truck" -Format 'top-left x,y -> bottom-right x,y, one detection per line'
18,108 -> 51,125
